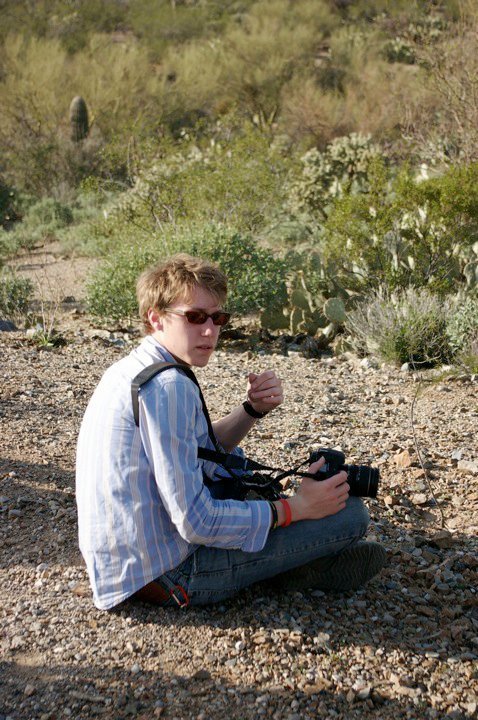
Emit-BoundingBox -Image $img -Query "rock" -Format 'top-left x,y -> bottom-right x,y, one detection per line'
71,582 -> 90,597
299,337 -> 322,358
192,669 -> 211,681
26,323 -> 44,338
429,530 -> 457,549
360,358 -> 378,369
393,449 -> 415,468
0,320 -> 17,331
411,493 -> 428,505
356,685 -> 371,700
457,460 -> 478,475
410,468 -> 426,479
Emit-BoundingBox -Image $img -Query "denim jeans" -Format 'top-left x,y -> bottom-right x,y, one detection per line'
158,497 -> 370,606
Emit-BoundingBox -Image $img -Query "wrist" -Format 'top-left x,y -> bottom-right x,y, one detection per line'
242,400 -> 269,419
272,498 -> 294,527
287,495 -> 305,523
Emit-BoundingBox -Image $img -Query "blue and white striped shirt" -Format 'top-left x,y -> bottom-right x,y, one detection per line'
76,336 -> 271,610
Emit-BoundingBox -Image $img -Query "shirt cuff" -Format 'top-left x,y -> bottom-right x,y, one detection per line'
241,500 -> 271,552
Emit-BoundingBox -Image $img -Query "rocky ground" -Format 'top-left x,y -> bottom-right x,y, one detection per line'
1,252 -> 477,720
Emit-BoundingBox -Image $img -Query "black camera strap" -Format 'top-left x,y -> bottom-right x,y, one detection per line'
131,361 -> 315,494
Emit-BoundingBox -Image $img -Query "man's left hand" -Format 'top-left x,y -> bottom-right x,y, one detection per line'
246,370 -> 283,414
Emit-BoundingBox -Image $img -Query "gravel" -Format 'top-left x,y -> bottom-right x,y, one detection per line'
1,316 -> 477,720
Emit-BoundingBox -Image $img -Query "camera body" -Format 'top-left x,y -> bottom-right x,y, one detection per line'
309,448 -> 379,499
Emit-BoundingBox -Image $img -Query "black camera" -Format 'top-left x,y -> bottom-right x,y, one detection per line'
309,448 -> 379,499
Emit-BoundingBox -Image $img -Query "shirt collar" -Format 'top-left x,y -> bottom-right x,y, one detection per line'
142,334 -> 178,364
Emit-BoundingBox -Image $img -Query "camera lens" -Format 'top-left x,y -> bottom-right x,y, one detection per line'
346,465 -> 380,498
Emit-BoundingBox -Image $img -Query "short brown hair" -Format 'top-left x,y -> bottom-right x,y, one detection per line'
137,253 -> 228,334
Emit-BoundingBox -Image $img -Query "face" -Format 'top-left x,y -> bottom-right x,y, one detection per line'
148,286 -> 224,367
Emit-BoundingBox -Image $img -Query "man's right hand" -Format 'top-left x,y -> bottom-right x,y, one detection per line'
287,457 -> 349,522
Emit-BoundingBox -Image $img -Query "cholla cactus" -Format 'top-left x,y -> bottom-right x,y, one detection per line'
289,133 -> 381,216
69,96 -> 89,142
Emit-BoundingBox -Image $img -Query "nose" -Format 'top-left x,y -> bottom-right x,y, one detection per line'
201,317 -> 216,335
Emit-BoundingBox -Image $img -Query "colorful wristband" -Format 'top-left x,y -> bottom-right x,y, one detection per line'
279,498 -> 292,527
268,501 -> 279,530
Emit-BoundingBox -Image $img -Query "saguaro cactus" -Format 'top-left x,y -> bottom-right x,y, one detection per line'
69,96 -> 89,142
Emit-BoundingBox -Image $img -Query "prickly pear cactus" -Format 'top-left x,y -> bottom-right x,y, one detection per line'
323,297 -> 346,324
320,296 -> 347,341
69,96 -> 89,142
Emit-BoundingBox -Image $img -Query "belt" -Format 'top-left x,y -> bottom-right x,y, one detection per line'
133,575 -> 190,608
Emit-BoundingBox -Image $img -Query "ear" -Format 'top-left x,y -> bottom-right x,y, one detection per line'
147,308 -> 163,332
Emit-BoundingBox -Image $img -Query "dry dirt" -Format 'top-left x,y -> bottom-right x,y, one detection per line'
1,250 -> 477,720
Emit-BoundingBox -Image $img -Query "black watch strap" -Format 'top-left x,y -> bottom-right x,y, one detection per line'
242,400 -> 269,419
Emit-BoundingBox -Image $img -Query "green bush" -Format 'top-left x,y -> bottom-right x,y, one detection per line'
84,121 -> 292,255
447,296 -> 478,352
179,225 -> 288,316
0,270 -> 33,320
455,335 -> 478,374
317,161 -> 478,297
87,242 -> 157,320
345,288 -> 454,366
87,224 -> 288,321
5,197 -> 75,253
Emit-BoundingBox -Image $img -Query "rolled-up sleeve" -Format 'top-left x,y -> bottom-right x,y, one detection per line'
139,373 -> 271,553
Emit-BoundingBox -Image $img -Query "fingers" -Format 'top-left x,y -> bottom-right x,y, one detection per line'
301,472 -> 350,504
295,471 -> 350,521
247,370 -> 283,404
308,457 -> 325,474
327,471 -> 349,489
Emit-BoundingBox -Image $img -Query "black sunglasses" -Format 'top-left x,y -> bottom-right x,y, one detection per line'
164,308 -> 231,326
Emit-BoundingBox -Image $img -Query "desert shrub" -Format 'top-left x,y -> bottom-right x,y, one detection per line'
279,77 -> 351,147
96,122 -> 291,241
0,269 -> 33,320
409,9 -> 478,163
447,295 -> 478,353
127,0 -> 216,59
87,224 -> 288,320
48,0 -> 126,54
0,179 -> 19,230
455,334 -> 478,374
157,0 -> 339,130
5,197 -> 75,253
0,0 -> 125,51
175,225 -> 288,316
0,34 -> 163,194
345,288 -> 454,366
55,186 -> 119,255
87,242 -> 157,320
319,161 -> 478,296
382,37 -> 416,64
26,197 -> 74,229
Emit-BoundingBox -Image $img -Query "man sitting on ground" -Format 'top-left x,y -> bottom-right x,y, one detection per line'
76,254 -> 385,610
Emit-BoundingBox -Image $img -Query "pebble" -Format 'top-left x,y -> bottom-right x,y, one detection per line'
1,329 -> 477,720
